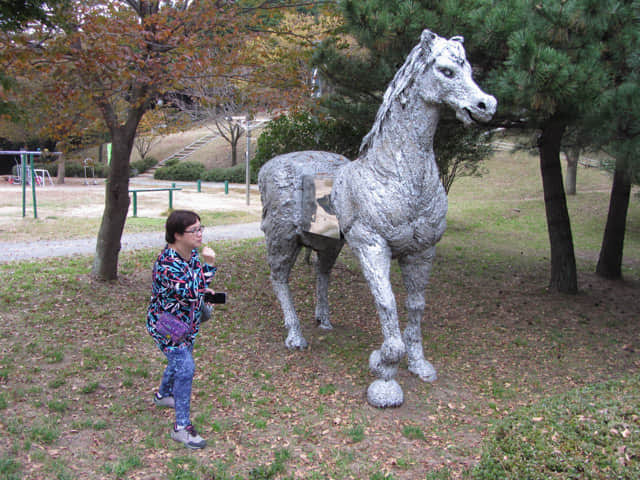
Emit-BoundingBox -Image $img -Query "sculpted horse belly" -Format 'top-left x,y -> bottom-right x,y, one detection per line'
258,28 -> 496,407
333,159 -> 448,256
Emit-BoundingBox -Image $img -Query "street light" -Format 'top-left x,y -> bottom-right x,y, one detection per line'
231,115 -> 269,206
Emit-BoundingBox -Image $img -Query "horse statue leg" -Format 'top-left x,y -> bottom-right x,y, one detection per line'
266,238 -> 307,349
314,244 -> 343,329
398,248 -> 438,381
348,231 -> 406,407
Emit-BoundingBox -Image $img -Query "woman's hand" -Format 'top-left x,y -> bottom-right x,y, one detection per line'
201,246 -> 216,265
204,287 -> 216,304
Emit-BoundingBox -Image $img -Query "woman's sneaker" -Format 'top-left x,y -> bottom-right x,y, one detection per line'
153,392 -> 175,408
171,423 -> 207,449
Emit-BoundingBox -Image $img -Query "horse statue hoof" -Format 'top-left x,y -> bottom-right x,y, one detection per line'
285,331 -> 308,350
316,317 -> 334,330
409,359 -> 437,382
367,379 -> 404,408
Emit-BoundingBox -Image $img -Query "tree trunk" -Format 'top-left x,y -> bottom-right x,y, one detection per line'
231,141 -> 237,167
596,156 -> 631,279
55,141 -> 65,185
56,154 -> 66,185
538,117 -> 578,294
564,147 -> 579,195
92,128 -> 136,281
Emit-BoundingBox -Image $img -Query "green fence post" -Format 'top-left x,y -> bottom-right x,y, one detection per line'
169,189 -> 174,210
30,153 -> 37,219
197,179 -> 201,192
21,153 -> 26,217
224,180 -> 229,194
132,191 -> 138,217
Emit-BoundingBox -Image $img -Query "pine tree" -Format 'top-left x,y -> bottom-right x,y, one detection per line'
591,1 -> 640,279
473,0 -> 636,293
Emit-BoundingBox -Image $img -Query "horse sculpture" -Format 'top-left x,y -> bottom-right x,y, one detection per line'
258,29 -> 497,407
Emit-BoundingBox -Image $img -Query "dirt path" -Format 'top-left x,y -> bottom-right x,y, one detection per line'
0,221 -> 263,263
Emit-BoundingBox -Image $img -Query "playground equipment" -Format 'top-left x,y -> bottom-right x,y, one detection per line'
2,150 -> 60,219
12,163 -> 54,186
83,158 -> 97,185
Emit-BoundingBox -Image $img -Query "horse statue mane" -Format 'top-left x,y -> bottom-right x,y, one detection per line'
360,30 -> 466,155
257,28 -> 496,408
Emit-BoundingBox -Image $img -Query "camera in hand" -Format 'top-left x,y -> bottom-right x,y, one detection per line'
204,292 -> 226,304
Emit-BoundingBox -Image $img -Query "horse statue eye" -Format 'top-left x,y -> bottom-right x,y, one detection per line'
439,67 -> 454,78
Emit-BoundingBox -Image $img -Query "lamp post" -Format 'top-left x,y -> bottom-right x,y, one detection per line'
231,115 -> 269,206
245,117 -> 251,205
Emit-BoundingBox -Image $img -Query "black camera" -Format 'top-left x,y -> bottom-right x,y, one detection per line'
204,292 -> 226,304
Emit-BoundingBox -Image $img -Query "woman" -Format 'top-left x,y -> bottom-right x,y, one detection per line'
147,210 -> 216,449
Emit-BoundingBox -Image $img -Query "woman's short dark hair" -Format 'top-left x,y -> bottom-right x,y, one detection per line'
165,210 -> 201,243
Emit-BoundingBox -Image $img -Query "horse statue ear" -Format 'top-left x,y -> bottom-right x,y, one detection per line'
450,36 -> 465,44
421,29 -> 437,46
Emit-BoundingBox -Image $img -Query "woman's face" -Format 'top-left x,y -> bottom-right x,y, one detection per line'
175,220 -> 204,250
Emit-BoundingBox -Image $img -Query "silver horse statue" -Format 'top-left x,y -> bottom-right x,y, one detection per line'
258,29 -> 496,407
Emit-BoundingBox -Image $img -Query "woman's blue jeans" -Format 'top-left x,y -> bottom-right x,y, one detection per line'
159,345 -> 195,427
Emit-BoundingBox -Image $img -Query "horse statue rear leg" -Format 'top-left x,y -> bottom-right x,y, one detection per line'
399,249 -> 438,381
266,239 -> 308,349
314,244 -> 343,330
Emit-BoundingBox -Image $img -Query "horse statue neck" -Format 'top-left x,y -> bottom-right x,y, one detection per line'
359,98 -> 441,188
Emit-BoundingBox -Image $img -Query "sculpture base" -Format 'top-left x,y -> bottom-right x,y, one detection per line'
367,379 -> 404,408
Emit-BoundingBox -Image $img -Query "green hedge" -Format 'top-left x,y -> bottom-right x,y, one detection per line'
14,158 -> 159,179
250,111 -> 360,175
130,156 -> 157,175
203,164 -> 258,184
154,160 -> 205,181
154,161 -> 258,184
17,157 -> 256,184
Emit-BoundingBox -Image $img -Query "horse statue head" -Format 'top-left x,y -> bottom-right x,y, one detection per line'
361,29 -> 497,154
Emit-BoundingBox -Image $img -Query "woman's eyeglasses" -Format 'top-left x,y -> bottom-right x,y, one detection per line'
184,226 -> 205,234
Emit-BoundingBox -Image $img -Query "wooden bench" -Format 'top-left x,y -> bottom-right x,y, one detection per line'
128,187 -> 182,217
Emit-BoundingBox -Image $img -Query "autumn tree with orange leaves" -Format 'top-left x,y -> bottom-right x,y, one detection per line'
3,0 -> 316,280
168,9 -> 339,166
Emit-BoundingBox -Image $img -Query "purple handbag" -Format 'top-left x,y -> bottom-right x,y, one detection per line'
156,311 -> 191,343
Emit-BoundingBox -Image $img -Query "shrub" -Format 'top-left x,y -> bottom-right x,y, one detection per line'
203,164 -> 257,184
130,156 -> 157,175
251,111 -> 360,175
65,161 -> 110,178
154,161 -> 205,181
152,161 -> 258,184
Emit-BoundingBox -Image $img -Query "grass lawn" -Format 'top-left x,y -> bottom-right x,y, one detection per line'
0,148 -> 638,479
